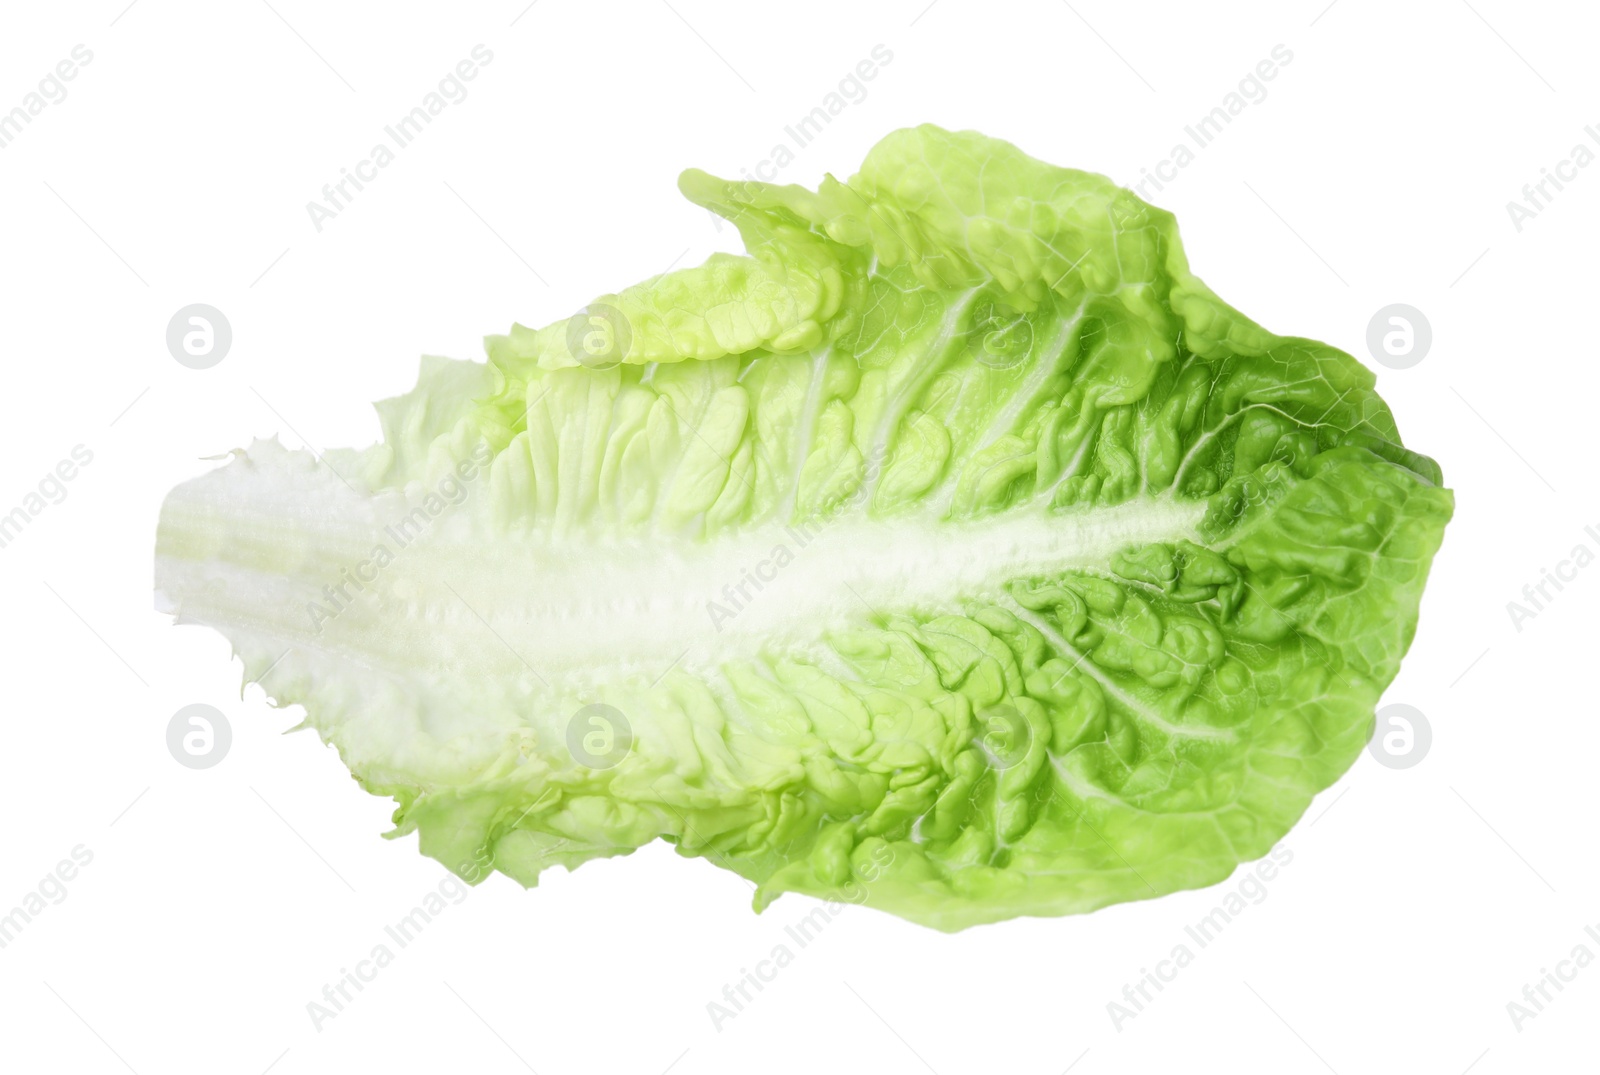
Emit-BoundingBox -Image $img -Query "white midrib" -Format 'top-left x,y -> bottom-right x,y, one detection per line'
155,464 -> 1208,681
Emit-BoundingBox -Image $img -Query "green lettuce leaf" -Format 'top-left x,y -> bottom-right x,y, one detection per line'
155,125 -> 1451,930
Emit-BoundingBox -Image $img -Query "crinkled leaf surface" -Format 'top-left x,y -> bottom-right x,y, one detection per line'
155,126 -> 1451,930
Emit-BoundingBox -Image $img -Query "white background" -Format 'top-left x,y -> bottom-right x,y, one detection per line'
0,0 -> 1595,1072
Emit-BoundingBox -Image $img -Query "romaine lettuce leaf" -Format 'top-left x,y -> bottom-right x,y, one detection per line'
155,125 -> 1451,930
